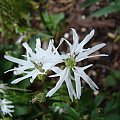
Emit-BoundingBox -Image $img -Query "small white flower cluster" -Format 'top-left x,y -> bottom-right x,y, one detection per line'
4,38 -> 62,84
0,98 -> 14,116
4,28 -> 107,101
0,84 -> 14,116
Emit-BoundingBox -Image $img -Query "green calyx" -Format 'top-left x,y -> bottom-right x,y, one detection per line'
65,57 -> 76,69
38,74 -> 46,81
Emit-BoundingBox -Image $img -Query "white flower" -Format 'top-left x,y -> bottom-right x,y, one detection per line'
0,98 -> 14,116
4,38 -> 61,84
0,84 -> 8,94
47,67 -> 77,101
46,28 -> 108,101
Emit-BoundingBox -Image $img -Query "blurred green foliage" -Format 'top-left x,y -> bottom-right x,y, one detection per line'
1,47 -> 120,119
0,0 -> 120,120
0,0 -> 65,45
81,0 -> 120,17
104,70 -> 120,88
41,11 -> 65,36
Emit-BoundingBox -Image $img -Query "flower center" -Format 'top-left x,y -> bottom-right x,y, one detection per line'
37,63 -> 45,72
65,57 -> 76,68
31,61 -> 45,72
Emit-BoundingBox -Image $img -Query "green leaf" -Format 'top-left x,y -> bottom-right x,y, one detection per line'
37,32 -> 53,40
17,27 -> 26,33
112,70 -> 120,79
19,78 -> 31,89
115,0 -> 120,5
90,109 -> 104,120
63,103 -> 79,120
104,114 -> 120,120
81,0 -> 102,8
50,13 -> 64,27
14,106 -> 30,116
104,75 -> 117,88
92,3 -> 120,17
41,11 -> 65,35
95,93 -> 105,106
104,100 -> 118,114
42,11 -> 50,24
104,70 -> 120,88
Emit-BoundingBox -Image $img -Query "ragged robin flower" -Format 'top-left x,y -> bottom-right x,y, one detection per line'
46,28 -> 108,101
4,38 -> 62,84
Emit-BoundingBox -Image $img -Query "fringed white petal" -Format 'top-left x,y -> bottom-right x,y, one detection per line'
71,28 -> 79,54
11,72 -> 33,84
46,77 -> 64,97
46,68 -> 67,97
79,64 -> 93,71
22,42 -> 36,58
76,67 -> 99,91
30,69 -> 40,83
76,54 -> 108,62
75,29 -> 95,54
65,77 -> 76,101
74,72 -> 81,99
4,55 -> 26,65
36,38 -> 41,48
76,43 -> 106,61
71,28 -> 79,44
65,79 -> 73,101
84,43 -> 106,56
51,67 -> 62,74
47,39 -> 54,52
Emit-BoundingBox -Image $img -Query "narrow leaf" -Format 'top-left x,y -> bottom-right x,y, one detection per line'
63,103 -> 79,120
92,4 -> 120,17
81,0 -> 102,8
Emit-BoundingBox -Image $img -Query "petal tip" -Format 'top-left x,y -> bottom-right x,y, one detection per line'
70,27 -> 75,30
46,94 -> 50,97
90,29 -> 95,36
103,43 -> 106,46
71,28 -> 77,33
11,81 -> 15,84
11,80 -> 17,84
4,55 -> 7,58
